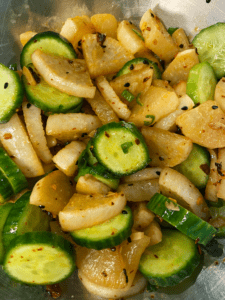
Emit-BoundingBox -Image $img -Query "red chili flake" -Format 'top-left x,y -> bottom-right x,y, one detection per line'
10,255 -> 13,258
143,76 -> 151,82
215,260 -> 219,265
195,238 -> 200,244
21,256 -> 23,258
8,261 -> 11,263
105,131 -> 110,138
3,133 -> 12,140
33,39 -> 37,43
146,27 -> 151,31
197,244 -> 202,255
101,271 -> 107,277
154,254 -> 159,259
111,202 -> 114,205
135,138 -> 140,145
37,247 -> 43,251
153,39 -> 157,45
111,231 -> 115,235
46,284 -> 62,299
32,249 -> 36,252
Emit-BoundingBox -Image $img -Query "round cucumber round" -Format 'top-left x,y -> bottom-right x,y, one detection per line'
0,63 -> 24,123
174,143 -> 210,189
0,203 -> 14,264
71,206 -> 133,250
20,31 -> 77,68
3,231 -> 75,285
0,147 -> 28,195
116,57 -> 161,80
192,23 -> 225,79
22,64 -> 83,113
92,121 -> 151,176
186,62 -> 217,105
147,193 -> 216,246
2,191 -> 50,249
139,229 -> 201,287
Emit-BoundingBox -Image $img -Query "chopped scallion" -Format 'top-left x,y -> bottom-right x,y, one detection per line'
121,89 -> 135,102
121,141 -> 133,154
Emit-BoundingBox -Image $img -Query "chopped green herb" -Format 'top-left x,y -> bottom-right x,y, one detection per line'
136,93 -> 143,106
121,141 -> 133,154
132,29 -> 144,41
121,89 -> 135,102
168,27 -> 179,35
145,114 -> 155,125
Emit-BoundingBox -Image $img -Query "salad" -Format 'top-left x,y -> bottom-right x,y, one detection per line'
0,5 -> 225,300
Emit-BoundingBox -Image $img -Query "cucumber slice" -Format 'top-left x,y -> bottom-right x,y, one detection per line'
3,191 -> 50,249
116,57 -> 161,80
20,31 -> 77,68
168,27 -> 179,35
192,23 -> 225,79
174,144 -> 210,189
147,193 -> 216,246
0,168 -> 14,203
0,147 -> 28,195
186,62 -> 217,104
70,206 -> 133,250
22,64 -> 82,113
3,231 -> 75,285
139,229 -> 200,287
0,203 -> 14,264
0,63 -> 24,123
92,121 -> 150,176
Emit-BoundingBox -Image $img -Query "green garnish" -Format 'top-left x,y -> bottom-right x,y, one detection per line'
132,29 -> 145,41
168,27 -> 179,35
121,90 -> 135,102
136,93 -> 143,106
144,115 -> 155,126
121,141 -> 133,154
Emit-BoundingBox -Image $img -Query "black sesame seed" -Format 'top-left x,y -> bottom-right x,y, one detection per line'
156,171 -> 161,175
101,45 -> 106,48
127,237 -> 132,243
130,64 -> 134,70
124,82 -> 130,87
151,13 -> 154,18
143,59 -> 149,65
128,183 -> 133,186
206,0 -> 211,3
179,44 -> 184,48
78,40 -> 82,46
90,195 -> 93,198
26,103 -> 31,109
122,210 -> 128,214
77,47 -> 83,54
212,105 -> 218,109
111,247 -> 116,251
181,106 -> 188,110
112,75 -> 116,80
39,205 -> 45,209
159,156 -> 164,161
4,82 -> 8,89
129,21 -> 133,24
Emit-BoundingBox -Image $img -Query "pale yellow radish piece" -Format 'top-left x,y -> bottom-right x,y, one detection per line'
144,220 -> 162,246
59,192 -> 126,231
159,167 -> 210,220
30,170 -> 74,215
22,66 -> 36,86
52,141 -> 86,177
122,167 -> 161,183
46,135 -> 57,148
135,47 -> 163,71
96,76 -> 131,120
20,31 -> 37,46
131,201 -> 155,230
162,49 -> 199,86
46,113 -> 102,141
176,100 -> 225,149
117,179 -> 160,202
22,101 -> 53,164
42,162 -> 56,174
214,77 -> 225,112
154,94 -> 194,131
91,14 -> 118,39
32,50 -> 96,98
117,20 -> 145,54
140,9 -> 179,62
76,174 -> 110,195
0,113 -> 44,177
205,149 -> 219,202
82,33 -> 134,78
173,80 -> 187,97
86,89 -> 119,124
78,270 -> 146,299
60,15 -> 95,53
142,127 -> 193,167
152,79 -> 174,92
216,148 -> 225,200
172,28 -> 191,51
128,86 -> 179,127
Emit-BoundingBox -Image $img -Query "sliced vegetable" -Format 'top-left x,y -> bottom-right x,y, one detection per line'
3,231 -> 75,285
92,121 -> 150,176
0,168 -> 14,203
186,62 -> 217,104
20,31 -> 77,68
168,27 -> 178,35
139,229 -> 201,286
76,174 -> 111,195
0,63 -> 24,123
147,193 -> 216,246
70,206 -> 133,250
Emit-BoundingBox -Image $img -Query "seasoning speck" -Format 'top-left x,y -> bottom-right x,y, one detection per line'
130,64 -> 134,70
124,82 -> 130,87
111,247 -> 116,251
143,59 -> 149,65
27,103 -> 31,109
212,105 -> 218,109
4,82 -> 8,89
151,13 -> 154,18
179,44 -> 184,48
159,156 -> 164,161
122,210 -> 128,214
181,106 -> 188,110
156,171 -> 161,175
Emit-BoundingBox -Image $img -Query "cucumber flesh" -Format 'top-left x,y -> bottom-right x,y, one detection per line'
70,206 -> 133,250
0,168 -> 14,203
0,63 -> 24,123
147,193 -> 216,246
22,64 -> 82,113
192,23 -> 225,79
0,147 -> 28,195
92,121 -> 150,176
3,231 -> 75,285
20,31 -> 77,68
3,191 -> 50,249
186,62 -> 217,104
0,203 -> 14,264
116,57 -> 161,79
139,229 -> 200,287
174,143 -> 210,189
